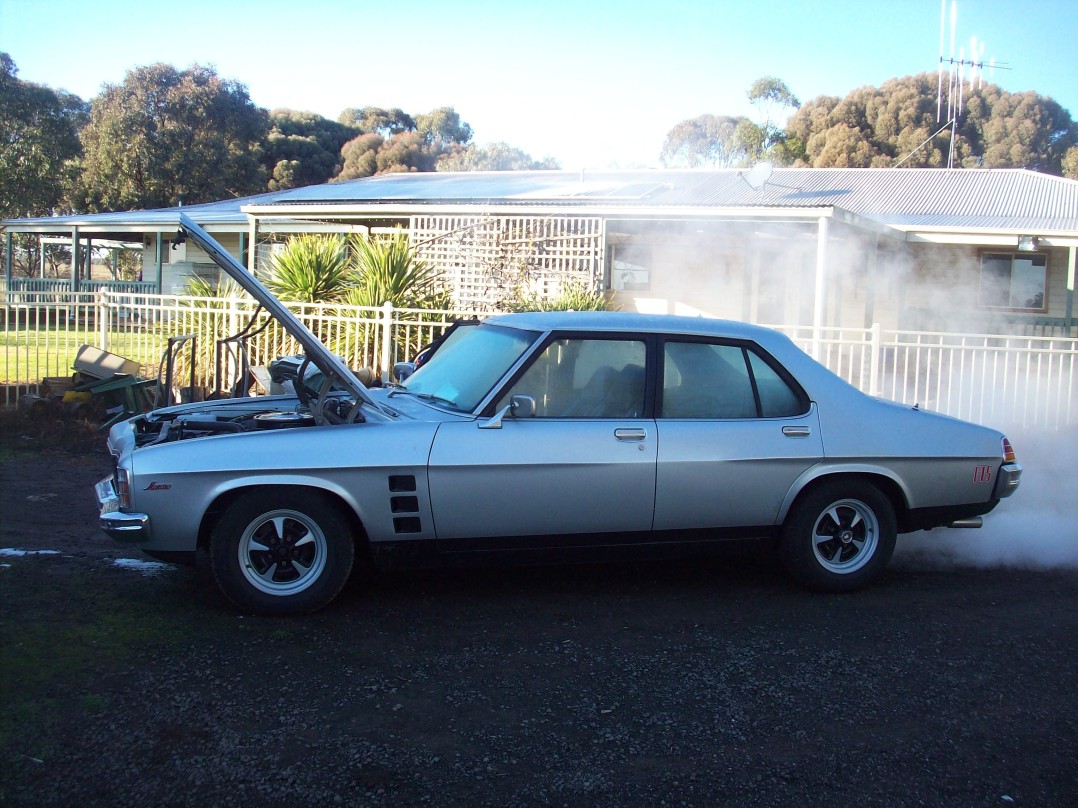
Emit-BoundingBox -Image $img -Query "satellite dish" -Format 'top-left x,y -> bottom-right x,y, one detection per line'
741,161 -> 774,190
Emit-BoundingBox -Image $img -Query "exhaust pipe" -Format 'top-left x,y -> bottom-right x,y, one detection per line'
946,517 -> 983,529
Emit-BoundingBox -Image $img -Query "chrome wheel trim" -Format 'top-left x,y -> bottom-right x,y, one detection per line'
810,498 -> 880,575
237,509 -> 329,596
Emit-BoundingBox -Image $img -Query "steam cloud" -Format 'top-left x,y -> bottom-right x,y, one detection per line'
895,428 -> 1078,570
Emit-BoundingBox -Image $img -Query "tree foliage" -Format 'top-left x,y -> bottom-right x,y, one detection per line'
263,109 -> 360,191
0,52 -> 87,219
338,106 -> 416,137
660,114 -> 750,167
77,63 -> 269,211
415,106 -> 473,148
661,77 -> 800,168
1063,146 -> 1078,180
333,105 -> 476,181
786,73 -> 1077,173
437,142 -> 558,171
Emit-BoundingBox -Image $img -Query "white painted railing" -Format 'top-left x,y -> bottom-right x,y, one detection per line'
4,290 -> 1077,429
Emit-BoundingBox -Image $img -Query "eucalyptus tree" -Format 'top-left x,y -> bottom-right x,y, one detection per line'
78,63 -> 268,211
0,52 -> 86,220
263,109 -> 360,190
785,73 -> 1077,174
438,142 -> 559,171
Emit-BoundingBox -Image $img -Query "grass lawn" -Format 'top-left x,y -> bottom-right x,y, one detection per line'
1,326 -> 170,385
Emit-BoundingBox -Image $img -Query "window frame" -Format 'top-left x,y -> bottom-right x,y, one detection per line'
607,243 -> 652,292
977,251 -> 1049,313
484,331 -> 657,419
657,336 -> 810,420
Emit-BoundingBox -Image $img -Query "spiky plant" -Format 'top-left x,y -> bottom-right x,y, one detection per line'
338,230 -> 452,370
505,281 -> 611,313
264,234 -> 353,303
343,230 -> 450,310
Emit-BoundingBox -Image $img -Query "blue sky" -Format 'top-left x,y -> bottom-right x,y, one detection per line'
1,0 -> 1074,169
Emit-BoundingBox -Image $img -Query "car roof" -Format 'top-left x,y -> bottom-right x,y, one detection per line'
485,311 -> 784,342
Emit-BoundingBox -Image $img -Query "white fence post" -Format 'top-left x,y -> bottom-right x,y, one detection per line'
869,323 -> 881,397
97,290 -> 109,352
380,301 -> 394,383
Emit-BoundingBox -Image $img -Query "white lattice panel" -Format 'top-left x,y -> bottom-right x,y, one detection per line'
410,215 -> 604,310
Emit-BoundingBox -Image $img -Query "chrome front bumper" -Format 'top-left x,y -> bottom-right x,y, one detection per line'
96,476 -> 151,543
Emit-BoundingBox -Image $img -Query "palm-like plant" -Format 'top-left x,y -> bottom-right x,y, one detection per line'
343,230 -> 450,310
264,234 -> 352,303
339,230 -> 452,369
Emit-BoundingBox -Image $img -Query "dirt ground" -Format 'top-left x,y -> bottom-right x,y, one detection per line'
2,433 -> 1077,807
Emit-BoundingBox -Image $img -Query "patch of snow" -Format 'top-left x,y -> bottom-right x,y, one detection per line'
112,558 -> 173,576
0,548 -> 62,557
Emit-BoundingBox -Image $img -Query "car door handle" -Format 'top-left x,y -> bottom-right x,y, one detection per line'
782,426 -> 811,438
615,428 -> 647,441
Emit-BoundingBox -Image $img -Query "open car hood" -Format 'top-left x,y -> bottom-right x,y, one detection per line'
178,214 -> 381,413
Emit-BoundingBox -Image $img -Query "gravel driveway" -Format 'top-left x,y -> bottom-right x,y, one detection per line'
2,447 -> 1076,807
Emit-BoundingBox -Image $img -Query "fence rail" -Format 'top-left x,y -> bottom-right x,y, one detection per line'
4,290 -> 1077,429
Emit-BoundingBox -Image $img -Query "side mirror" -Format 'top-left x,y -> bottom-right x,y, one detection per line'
393,361 -> 416,382
509,395 -> 536,418
478,395 -> 537,429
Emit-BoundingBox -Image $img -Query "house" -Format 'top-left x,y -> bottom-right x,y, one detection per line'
4,168 -> 1078,336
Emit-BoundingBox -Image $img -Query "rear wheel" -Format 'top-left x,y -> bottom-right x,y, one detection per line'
779,480 -> 896,592
210,489 -> 355,615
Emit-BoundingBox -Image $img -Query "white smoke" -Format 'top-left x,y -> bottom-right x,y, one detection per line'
895,427 -> 1078,570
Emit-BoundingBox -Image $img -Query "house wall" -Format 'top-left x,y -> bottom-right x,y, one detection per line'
901,243 -> 1071,332
140,232 -> 242,293
609,223 -> 1069,335
609,220 -> 876,330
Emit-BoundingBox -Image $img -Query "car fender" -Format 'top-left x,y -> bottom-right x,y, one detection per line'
776,462 -> 913,525
200,467 -> 436,545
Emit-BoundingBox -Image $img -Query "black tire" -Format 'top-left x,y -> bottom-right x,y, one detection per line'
210,488 -> 355,615
779,479 -> 897,593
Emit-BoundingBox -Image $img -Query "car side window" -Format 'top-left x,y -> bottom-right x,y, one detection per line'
498,338 -> 646,418
746,350 -> 806,417
661,342 -> 758,418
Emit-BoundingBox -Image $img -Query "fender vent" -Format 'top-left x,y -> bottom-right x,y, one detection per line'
391,496 -> 419,513
388,475 -> 416,492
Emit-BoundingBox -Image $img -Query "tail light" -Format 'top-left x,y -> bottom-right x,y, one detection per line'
115,467 -> 132,508
1001,437 -> 1017,464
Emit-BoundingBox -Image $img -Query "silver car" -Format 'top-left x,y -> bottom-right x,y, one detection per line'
95,217 -> 1021,614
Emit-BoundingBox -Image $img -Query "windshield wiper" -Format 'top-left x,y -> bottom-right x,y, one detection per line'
388,389 -> 459,409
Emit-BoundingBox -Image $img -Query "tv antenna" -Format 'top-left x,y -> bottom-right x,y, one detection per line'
935,0 -> 1009,167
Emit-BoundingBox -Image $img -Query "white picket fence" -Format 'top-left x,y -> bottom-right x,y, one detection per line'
3,290 -> 1076,430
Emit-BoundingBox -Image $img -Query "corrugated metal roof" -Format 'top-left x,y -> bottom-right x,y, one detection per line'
6,168 -> 1078,235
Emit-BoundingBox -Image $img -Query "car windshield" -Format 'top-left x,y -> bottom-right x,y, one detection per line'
400,323 -> 539,412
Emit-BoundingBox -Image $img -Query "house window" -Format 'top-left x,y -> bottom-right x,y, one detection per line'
979,252 -> 1047,312
609,245 -> 651,292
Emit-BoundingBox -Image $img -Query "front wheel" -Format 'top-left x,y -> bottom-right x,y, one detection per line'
210,489 -> 355,615
779,480 -> 897,593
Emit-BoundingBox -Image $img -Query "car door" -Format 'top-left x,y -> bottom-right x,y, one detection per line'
428,336 -> 657,541
653,339 -> 823,532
